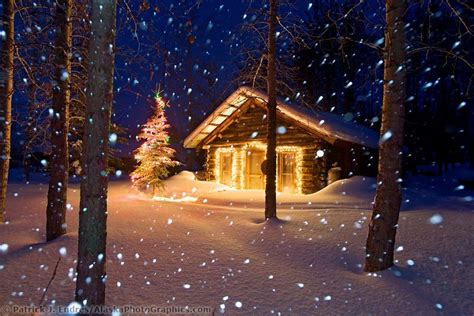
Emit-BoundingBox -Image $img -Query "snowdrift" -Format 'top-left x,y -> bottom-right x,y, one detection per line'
308,176 -> 376,204
151,171 -> 376,209
152,171 -> 234,202
144,169 -> 471,213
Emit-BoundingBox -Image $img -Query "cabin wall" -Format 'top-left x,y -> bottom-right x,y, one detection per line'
206,146 -> 245,189
202,101 -> 375,194
204,104 -> 334,194
206,147 -> 217,181
210,105 -> 316,146
299,146 -> 327,194
205,141 -> 375,194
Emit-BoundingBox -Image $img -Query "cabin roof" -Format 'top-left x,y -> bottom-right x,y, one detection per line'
184,86 -> 379,149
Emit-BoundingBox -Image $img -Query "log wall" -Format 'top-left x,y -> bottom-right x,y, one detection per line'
211,105 -> 316,146
203,101 -> 376,194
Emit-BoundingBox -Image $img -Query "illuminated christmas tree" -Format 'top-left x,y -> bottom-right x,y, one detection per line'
131,92 -> 179,193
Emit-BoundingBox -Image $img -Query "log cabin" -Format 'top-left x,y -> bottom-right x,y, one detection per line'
184,86 -> 379,194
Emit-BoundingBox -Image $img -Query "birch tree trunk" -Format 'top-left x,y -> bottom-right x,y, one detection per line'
364,0 -> 407,272
46,0 -> 72,241
0,0 -> 14,223
75,0 -> 117,306
265,0 -> 278,219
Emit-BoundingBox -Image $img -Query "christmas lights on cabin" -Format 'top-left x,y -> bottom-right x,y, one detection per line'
213,141 -> 308,194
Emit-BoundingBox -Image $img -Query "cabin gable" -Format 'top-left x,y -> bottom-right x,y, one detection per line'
208,101 -> 319,147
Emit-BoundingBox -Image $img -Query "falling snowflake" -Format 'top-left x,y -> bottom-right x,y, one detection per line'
0,244 -> 8,254
428,214 -> 443,225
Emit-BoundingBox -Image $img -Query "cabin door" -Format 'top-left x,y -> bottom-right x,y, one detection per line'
278,152 -> 296,193
219,152 -> 233,186
246,151 -> 265,189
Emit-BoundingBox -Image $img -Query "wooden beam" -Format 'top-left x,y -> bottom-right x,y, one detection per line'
199,98 -> 254,147
210,140 -> 319,147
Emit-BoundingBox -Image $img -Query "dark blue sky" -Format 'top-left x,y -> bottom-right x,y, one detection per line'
6,0 -> 471,161
112,0 -> 253,156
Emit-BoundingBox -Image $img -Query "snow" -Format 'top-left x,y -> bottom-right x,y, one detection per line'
278,101 -> 379,148
154,172 -> 376,210
146,171 -> 233,202
0,168 -> 473,314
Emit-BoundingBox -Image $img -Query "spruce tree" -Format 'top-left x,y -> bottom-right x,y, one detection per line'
131,93 -> 179,193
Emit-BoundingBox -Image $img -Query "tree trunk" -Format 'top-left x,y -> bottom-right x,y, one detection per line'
265,0 -> 278,219
46,0 -> 72,241
75,0 -> 117,306
364,0 -> 407,272
0,0 -> 14,224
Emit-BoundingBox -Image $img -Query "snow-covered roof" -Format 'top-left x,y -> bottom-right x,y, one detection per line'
184,86 -> 379,149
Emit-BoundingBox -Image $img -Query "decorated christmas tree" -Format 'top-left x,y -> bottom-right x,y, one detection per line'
131,92 -> 179,193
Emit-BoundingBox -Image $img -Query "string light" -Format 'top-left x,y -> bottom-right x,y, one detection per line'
212,141 -> 316,194
214,146 -> 234,186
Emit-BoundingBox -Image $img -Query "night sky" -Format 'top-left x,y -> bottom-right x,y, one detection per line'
7,0 -> 386,157
9,0 -> 252,158
8,0 -> 472,164
111,0 -> 252,157
108,0 -> 382,157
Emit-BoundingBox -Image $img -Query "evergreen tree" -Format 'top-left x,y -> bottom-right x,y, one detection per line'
131,93 -> 179,193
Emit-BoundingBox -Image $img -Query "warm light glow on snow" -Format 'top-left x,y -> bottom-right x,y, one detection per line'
152,196 -> 198,203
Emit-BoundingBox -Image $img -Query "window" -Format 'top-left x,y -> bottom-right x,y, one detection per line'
278,152 -> 296,193
219,152 -> 233,186
246,151 -> 265,189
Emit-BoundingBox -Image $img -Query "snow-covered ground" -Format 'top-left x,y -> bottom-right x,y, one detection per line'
0,169 -> 473,315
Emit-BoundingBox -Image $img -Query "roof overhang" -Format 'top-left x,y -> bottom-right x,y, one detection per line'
184,86 -> 379,149
183,86 -> 262,148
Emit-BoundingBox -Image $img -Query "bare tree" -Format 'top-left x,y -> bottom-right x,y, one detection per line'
15,1 -> 55,180
364,0 -> 407,272
14,0 -> 128,184
0,0 -> 15,223
46,0 -> 72,241
17,2 -> 42,181
236,2 -> 301,100
265,0 -> 278,219
75,0 -> 117,306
